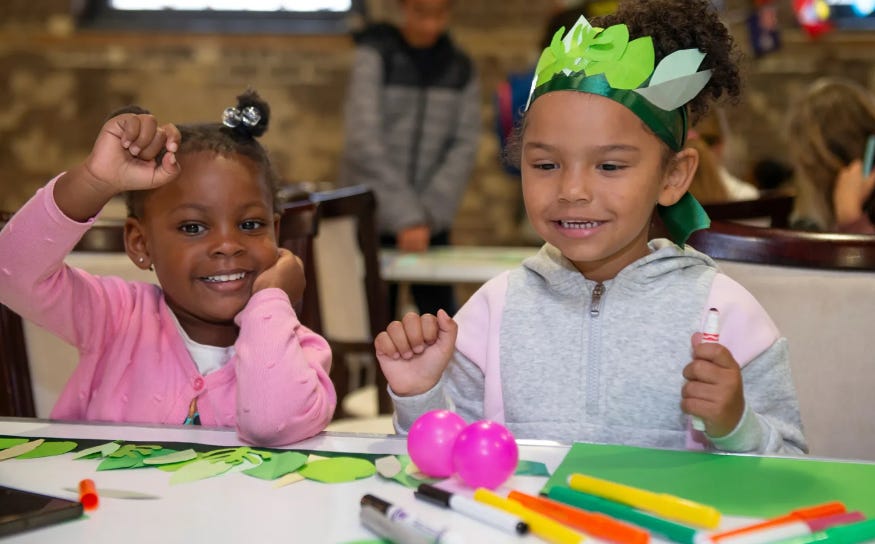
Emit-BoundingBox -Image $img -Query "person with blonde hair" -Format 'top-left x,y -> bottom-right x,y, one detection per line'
786,77 -> 875,232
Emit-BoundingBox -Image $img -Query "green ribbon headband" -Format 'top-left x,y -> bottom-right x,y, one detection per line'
526,16 -> 714,245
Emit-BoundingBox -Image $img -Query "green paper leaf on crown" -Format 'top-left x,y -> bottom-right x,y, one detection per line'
649,48 -> 707,87
586,24 -> 629,63
635,70 -> 713,112
603,36 -> 655,90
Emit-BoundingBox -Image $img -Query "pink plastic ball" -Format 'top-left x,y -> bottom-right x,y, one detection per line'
407,410 -> 467,478
452,420 -> 519,489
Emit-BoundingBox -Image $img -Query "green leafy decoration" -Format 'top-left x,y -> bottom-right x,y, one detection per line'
0,438 -> 28,449
72,441 -> 121,460
109,444 -> 163,458
170,459 -> 234,485
98,447 -> 178,470
16,441 -> 78,459
243,451 -> 308,480
200,447 -> 272,466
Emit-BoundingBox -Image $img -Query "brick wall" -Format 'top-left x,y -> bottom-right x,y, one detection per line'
2,1 -> 875,245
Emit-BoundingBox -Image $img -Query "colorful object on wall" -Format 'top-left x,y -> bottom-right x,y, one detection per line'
794,0 -> 833,37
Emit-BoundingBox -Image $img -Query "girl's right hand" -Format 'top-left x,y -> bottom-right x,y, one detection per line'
84,112 -> 182,195
833,159 -> 875,228
374,310 -> 457,397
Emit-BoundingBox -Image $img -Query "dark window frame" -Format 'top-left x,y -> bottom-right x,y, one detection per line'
76,0 -> 367,34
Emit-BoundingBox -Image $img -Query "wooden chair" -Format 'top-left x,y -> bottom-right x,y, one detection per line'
277,200 -> 321,329
702,189 -> 795,228
0,212 -> 139,417
688,220 -> 875,460
299,186 -> 392,418
688,219 -> 875,270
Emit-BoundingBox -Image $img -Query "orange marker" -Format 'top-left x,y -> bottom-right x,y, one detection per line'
78,479 -> 99,511
710,502 -> 846,542
508,490 -> 650,544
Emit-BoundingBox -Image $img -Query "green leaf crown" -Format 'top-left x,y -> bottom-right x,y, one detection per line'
526,15 -> 715,246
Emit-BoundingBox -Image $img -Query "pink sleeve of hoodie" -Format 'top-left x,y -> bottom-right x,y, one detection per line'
232,288 -> 336,446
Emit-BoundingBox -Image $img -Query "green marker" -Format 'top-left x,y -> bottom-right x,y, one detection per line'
765,518 -> 875,544
547,485 -> 703,544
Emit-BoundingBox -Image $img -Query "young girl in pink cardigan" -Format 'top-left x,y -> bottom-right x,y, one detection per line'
0,90 -> 336,446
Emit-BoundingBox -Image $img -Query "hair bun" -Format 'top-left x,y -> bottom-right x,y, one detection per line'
221,89 -> 270,138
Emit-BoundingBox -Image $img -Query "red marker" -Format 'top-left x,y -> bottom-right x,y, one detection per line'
692,308 -> 721,431
78,479 -> 99,511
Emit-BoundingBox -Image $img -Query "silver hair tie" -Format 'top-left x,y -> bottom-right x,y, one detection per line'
222,105 -> 262,129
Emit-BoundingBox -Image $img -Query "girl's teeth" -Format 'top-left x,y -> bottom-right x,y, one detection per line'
560,220 -> 600,229
203,272 -> 246,283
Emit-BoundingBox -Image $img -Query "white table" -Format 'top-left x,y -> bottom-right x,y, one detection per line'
380,246 -> 539,285
0,419 -> 761,544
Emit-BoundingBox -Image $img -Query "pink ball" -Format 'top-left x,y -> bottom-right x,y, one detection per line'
407,410 -> 467,478
452,420 -> 519,489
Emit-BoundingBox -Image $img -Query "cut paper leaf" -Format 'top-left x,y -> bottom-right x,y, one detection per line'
375,455 -> 402,479
72,441 -> 120,460
97,448 -> 178,471
143,449 -> 198,465
603,36 -> 655,90
587,23 -> 629,63
387,455 -> 440,489
307,453 -> 328,462
515,460 -> 551,477
405,460 -> 428,480
109,444 -> 163,458
0,439 -> 44,461
0,438 -> 28,449
298,457 -> 376,484
16,441 -> 77,459
648,48 -> 706,87
200,447 -> 272,466
273,472 -> 306,488
243,451 -> 307,480
170,459 -> 233,485
634,70 -> 713,111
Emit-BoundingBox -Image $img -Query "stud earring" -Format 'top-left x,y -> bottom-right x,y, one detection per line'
138,257 -> 145,264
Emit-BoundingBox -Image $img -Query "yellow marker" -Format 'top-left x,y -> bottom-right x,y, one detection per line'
568,473 -> 721,529
473,488 -> 585,544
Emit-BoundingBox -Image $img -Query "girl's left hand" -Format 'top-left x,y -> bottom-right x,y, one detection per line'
833,159 -> 875,227
252,248 -> 306,304
681,332 -> 745,437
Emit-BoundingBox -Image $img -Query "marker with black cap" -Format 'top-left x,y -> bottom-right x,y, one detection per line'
415,484 -> 529,536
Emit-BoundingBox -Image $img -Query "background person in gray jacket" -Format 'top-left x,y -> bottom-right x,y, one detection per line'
339,0 -> 481,317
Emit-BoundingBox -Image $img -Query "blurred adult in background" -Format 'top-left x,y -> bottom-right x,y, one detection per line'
339,0 -> 480,316
786,77 -> 875,233
692,109 -> 760,201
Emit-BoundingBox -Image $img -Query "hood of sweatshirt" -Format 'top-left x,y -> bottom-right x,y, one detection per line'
521,239 -> 718,297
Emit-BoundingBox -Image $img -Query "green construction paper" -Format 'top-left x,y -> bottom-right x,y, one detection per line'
170,459 -> 233,485
386,455 -> 440,489
648,48 -> 706,87
340,540 -> 391,544
200,447 -> 272,466
243,451 -> 307,480
603,37 -> 655,90
0,438 -> 28,449
97,448 -> 178,470
657,192 -> 711,246
515,460 -> 551,477
586,23 -> 628,63
635,70 -> 713,112
541,442 -> 875,518
143,449 -> 198,465
72,441 -> 120,459
109,444 -> 163,458
298,457 -> 376,484
16,441 -> 78,459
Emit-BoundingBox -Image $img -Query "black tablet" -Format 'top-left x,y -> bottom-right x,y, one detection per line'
0,485 -> 83,537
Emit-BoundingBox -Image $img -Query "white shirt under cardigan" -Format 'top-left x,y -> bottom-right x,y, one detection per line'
391,242 -> 808,456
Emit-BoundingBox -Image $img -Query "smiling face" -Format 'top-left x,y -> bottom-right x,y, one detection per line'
125,150 -> 279,346
521,91 -> 695,282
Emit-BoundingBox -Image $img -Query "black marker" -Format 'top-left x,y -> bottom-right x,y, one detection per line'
415,484 -> 529,536
360,494 -> 464,544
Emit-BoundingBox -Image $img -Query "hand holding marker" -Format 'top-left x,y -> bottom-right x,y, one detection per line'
691,308 -> 720,432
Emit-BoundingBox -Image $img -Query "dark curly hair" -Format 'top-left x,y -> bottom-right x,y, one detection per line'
504,0 -> 742,169
124,89 -> 280,218
593,0 -> 742,125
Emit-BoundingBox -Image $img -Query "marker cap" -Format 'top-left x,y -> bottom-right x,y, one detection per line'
78,478 -> 99,511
